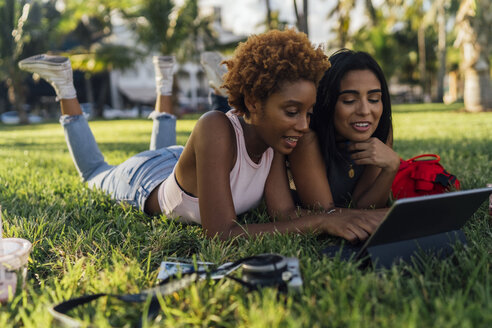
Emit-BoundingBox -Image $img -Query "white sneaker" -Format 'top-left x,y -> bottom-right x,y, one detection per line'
200,51 -> 228,96
18,54 -> 76,100
153,55 -> 175,96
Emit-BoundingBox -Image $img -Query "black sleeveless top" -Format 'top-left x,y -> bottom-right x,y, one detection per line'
327,145 -> 364,207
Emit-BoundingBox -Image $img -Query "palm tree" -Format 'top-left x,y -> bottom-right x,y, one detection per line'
54,0 -> 142,117
0,0 -> 30,123
413,0 -> 459,102
132,0 -> 215,63
326,0 -> 355,48
261,0 -> 289,32
293,0 -> 309,36
326,0 -> 378,49
454,0 -> 492,112
265,0 -> 273,30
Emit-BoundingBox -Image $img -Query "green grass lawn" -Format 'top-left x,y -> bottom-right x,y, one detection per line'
0,103 -> 491,327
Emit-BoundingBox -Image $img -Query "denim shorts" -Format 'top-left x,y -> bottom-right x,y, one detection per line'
98,146 -> 183,210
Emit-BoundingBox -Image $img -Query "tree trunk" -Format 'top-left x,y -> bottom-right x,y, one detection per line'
293,0 -> 308,36
96,74 -> 109,117
302,0 -> 309,36
463,58 -> 491,112
84,73 -> 98,117
265,0 -> 272,30
454,0 -> 492,112
365,0 -> 377,26
6,67 -> 29,124
436,3 -> 446,102
418,25 -> 429,102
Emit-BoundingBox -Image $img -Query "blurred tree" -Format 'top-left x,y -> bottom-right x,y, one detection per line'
21,0 -> 64,55
435,0 -> 447,102
54,0 -> 141,117
349,0 -> 450,104
293,0 -> 309,36
122,0 -> 216,114
351,2 -> 413,84
392,0 -> 433,101
128,0 -> 215,63
326,0 -> 355,49
454,0 -> 492,112
261,0 -> 289,32
417,0 -> 459,102
326,0 -> 378,49
265,0 -> 273,30
261,0 -> 308,36
364,0 -> 377,25
352,18 -> 401,82
0,0 -> 30,123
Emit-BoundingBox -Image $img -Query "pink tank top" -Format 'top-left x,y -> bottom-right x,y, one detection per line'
158,112 -> 274,224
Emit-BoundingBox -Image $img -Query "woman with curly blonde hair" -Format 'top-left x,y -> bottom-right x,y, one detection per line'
19,29 -> 382,239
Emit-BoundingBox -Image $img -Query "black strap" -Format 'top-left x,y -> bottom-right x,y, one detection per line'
435,172 -> 456,187
49,255 -> 276,326
49,273 -> 200,327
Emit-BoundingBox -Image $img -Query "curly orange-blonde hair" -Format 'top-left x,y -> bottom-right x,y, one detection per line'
222,29 -> 330,115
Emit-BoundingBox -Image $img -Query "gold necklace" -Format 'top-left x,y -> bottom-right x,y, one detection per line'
347,163 -> 355,178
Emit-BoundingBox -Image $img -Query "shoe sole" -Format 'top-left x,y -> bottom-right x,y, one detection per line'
19,61 -> 70,74
19,55 -> 69,71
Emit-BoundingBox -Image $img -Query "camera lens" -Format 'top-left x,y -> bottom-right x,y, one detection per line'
242,254 -> 288,288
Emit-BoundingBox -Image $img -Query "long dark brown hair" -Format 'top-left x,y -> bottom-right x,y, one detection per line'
311,49 -> 393,174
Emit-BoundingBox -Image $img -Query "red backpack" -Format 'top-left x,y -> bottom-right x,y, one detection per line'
391,154 -> 460,200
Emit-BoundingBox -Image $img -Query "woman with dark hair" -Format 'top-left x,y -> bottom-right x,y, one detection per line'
289,49 -> 400,210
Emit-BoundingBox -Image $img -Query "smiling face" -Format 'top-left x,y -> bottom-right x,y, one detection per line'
334,69 -> 383,142
247,79 -> 317,155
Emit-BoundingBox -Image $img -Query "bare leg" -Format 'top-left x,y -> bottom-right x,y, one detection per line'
18,54 -> 111,182
155,94 -> 173,114
149,56 -> 177,150
60,98 -> 83,116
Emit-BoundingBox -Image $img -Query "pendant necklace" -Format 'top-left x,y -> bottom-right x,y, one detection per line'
341,153 -> 355,178
340,141 -> 354,178
347,163 -> 355,178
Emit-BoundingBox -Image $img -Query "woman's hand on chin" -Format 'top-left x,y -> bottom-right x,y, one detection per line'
348,138 -> 400,171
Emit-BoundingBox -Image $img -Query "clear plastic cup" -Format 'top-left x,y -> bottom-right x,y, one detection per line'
0,238 -> 32,303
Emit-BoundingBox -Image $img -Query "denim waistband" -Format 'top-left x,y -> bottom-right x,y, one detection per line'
100,146 -> 183,211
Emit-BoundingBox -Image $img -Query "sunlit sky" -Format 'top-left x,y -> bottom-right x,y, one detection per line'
198,0 -> 370,45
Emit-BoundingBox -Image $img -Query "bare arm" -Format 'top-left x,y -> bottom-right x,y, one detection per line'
350,128 -> 400,208
264,150 -> 386,243
288,131 -> 335,209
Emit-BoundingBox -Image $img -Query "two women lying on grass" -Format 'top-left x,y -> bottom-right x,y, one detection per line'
18,29 -> 389,242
